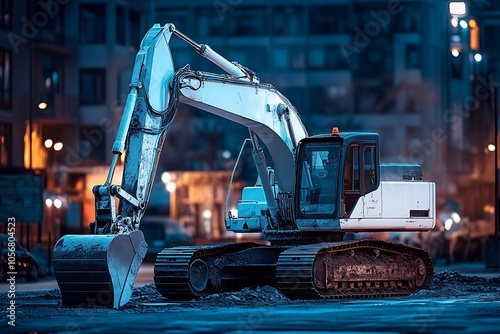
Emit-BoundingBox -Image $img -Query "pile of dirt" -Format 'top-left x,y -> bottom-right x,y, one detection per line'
131,284 -> 165,303
412,271 -> 500,298
199,285 -> 289,306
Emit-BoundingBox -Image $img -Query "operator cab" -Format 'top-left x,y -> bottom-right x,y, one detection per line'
295,129 -> 380,220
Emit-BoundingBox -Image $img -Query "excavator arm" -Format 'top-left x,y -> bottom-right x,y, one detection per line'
53,23 -> 307,308
98,24 -> 307,234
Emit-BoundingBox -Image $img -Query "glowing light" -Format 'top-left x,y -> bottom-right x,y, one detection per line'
120,150 -> 126,163
451,17 -> 459,28
45,198 -> 53,207
474,53 -> 482,62
161,171 -> 171,184
44,139 -> 53,148
488,144 -> 496,152
451,49 -> 460,57
449,2 -> 466,15
53,142 -> 63,151
459,20 -> 468,29
451,212 -> 461,224
444,218 -> 454,231
203,210 -> 212,220
54,198 -> 62,209
38,102 -> 48,110
222,150 -> 231,159
166,181 -> 176,193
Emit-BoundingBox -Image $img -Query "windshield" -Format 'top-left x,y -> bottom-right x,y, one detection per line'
298,142 -> 340,216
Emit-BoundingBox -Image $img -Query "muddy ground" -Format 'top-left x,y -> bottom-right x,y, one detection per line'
2,271 -> 500,333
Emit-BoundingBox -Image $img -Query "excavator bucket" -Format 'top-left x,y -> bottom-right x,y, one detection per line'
53,230 -> 147,308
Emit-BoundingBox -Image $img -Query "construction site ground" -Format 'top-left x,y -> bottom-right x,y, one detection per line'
1,262 -> 500,334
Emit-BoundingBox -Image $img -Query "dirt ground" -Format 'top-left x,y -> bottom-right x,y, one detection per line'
0,271 -> 500,323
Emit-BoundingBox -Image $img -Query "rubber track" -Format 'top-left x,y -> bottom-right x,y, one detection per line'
154,242 -> 261,300
276,240 -> 433,299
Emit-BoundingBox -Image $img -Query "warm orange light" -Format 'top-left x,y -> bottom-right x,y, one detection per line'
469,19 -> 480,51
332,127 -> 340,136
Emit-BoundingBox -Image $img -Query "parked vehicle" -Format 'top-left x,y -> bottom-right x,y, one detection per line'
0,234 -> 40,281
139,215 -> 193,261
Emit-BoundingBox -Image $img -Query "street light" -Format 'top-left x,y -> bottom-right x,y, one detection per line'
54,198 -> 62,209
44,139 -> 53,149
488,144 -> 496,152
474,53 -> 483,63
161,171 -> 171,184
53,142 -> 64,151
449,2 -> 466,16
38,102 -> 48,110
451,48 -> 460,57
166,182 -> 176,193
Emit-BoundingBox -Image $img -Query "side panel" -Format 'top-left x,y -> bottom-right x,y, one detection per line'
363,190 -> 382,218
340,181 -> 436,231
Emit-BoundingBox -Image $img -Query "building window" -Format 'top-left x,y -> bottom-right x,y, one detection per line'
196,7 -> 225,37
34,1 -> 64,44
273,47 -> 305,69
0,49 -> 11,109
129,9 -> 141,49
80,4 -> 106,44
405,44 -> 420,69
354,38 -> 393,78
308,45 -> 349,70
0,0 -> 11,29
79,126 -> 106,164
116,5 -> 126,45
80,69 -> 106,105
0,122 -> 12,166
352,4 -> 394,35
355,86 -> 388,114
273,6 -> 303,35
40,53 -> 63,109
309,5 -> 349,35
228,7 -> 267,36
394,4 -> 420,33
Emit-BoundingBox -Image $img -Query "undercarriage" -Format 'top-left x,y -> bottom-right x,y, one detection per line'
154,239 -> 433,300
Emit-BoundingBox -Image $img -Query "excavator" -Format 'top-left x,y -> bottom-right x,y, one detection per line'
53,24 -> 436,308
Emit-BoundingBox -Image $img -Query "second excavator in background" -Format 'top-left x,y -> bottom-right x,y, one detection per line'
53,24 -> 436,308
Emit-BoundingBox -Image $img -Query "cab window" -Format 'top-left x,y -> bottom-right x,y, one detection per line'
363,145 -> 377,193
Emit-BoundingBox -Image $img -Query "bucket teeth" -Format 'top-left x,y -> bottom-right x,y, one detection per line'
53,230 -> 147,308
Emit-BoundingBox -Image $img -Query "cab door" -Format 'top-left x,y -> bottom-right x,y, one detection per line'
362,144 -> 381,217
342,142 -> 380,218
